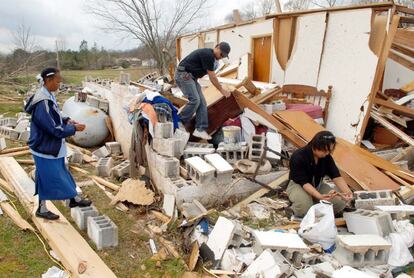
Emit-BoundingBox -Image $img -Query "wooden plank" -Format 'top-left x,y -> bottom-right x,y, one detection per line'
371,111 -> 414,146
274,110 -> 400,191
389,51 -> 414,71
250,87 -> 282,105
0,150 -> 31,157
357,14 -> 400,145
394,29 -> 414,49
0,157 -> 117,278
391,43 -> 414,58
396,5 -> 414,15
0,177 -> 14,193
374,98 -> 414,118
90,176 -> 120,191
229,172 -> 289,213
400,16 -> 414,24
0,202 -> 34,231
0,146 -> 29,154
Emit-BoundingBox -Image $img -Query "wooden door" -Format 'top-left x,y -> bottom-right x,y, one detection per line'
253,36 -> 271,82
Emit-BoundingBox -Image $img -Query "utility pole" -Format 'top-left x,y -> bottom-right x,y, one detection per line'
55,40 -> 60,70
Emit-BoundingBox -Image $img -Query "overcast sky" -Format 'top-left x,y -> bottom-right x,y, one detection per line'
0,0 -> 266,54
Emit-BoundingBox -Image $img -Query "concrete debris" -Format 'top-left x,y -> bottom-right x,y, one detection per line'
0,137 -> 6,151
206,216 -> 236,261
241,249 -> 289,278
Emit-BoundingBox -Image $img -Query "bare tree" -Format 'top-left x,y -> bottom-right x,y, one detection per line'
87,0 -> 210,74
284,0 -> 310,11
12,23 -> 36,53
225,0 -> 277,23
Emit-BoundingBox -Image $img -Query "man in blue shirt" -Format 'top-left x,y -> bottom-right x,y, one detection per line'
175,42 -> 231,140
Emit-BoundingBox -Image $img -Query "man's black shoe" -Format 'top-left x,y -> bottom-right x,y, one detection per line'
69,198 -> 92,208
35,209 -> 59,220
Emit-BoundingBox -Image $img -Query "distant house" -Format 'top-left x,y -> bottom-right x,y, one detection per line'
142,58 -> 157,67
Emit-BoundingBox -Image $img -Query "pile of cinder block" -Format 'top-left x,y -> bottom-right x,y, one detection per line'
354,190 -> 395,210
185,153 -> 234,187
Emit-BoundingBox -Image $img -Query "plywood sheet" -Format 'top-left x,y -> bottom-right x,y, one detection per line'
284,12 -> 327,86
317,8 -> 379,143
274,110 -> 400,191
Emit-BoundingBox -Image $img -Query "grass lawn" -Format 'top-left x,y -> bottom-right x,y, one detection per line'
61,67 -> 155,86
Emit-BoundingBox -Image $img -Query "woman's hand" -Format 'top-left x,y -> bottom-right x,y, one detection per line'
74,124 -> 86,131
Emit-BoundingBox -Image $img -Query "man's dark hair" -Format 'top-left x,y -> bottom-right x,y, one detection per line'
40,67 -> 59,82
309,131 -> 336,153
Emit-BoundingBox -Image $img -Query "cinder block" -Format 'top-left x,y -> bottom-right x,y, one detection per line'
98,99 -> 109,113
69,149 -> 83,164
173,128 -> 190,154
105,142 -> 122,155
71,205 -> 99,230
168,176 -> 189,188
16,112 -> 30,123
14,119 -> 30,132
186,142 -> 214,148
119,72 -> 130,85
111,160 -> 130,178
217,142 -> 248,164
206,217 -> 236,261
183,147 -> 215,159
253,231 -> 310,266
0,137 -> 6,151
152,137 -> 181,157
248,134 -> 266,161
155,153 -> 179,178
185,156 -> 216,186
204,153 -> 233,185
86,95 -> 100,108
301,252 -> 320,265
154,122 -> 173,139
0,117 -> 17,128
87,215 -> 118,250
333,234 -> 391,267
354,190 -> 395,210
0,126 -> 19,140
18,130 -> 29,142
92,146 -> 110,159
344,209 -> 394,236
96,157 -> 114,177
241,249 -> 290,278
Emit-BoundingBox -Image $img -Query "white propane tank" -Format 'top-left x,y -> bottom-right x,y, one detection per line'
62,96 -> 109,147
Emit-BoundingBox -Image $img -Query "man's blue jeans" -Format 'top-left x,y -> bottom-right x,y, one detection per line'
175,70 -> 208,131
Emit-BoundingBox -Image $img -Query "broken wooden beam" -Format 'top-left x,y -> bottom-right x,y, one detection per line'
371,110 -> 414,146
90,176 -> 120,191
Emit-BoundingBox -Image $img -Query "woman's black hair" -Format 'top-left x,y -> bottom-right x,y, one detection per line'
309,130 -> 336,153
40,67 -> 59,82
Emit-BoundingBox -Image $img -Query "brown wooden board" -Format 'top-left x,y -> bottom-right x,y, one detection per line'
374,98 -> 414,118
274,111 -> 400,191
394,29 -> 414,49
253,36 -> 272,82
188,94 -> 242,135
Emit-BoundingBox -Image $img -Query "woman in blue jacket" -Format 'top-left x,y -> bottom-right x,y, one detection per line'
25,68 -> 91,220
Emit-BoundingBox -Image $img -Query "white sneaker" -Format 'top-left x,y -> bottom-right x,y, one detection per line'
192,129 -> 212,140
